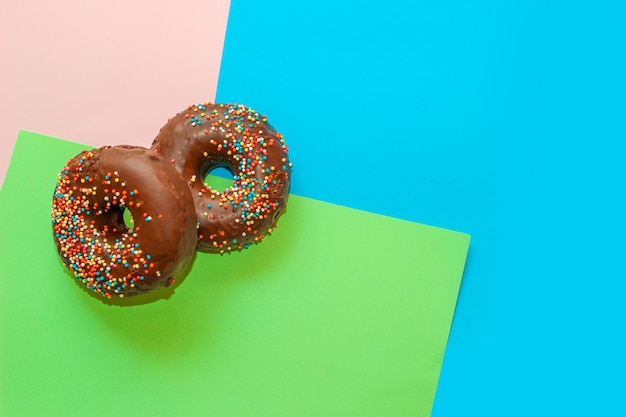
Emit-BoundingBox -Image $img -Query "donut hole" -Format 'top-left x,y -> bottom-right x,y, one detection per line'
106,206 -> 134,233
122,207 -> 135,228
201,163 -> 235,192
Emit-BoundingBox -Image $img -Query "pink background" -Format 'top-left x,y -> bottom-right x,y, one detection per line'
0,0 -> 230,188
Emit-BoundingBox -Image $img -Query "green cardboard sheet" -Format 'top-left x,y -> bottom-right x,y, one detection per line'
1,131 -> 470,417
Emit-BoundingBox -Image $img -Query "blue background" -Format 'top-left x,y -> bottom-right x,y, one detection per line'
216,0 -> 625,414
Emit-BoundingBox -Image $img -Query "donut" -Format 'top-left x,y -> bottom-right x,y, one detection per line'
51,146 -> 197,298
151,103 -> 292,253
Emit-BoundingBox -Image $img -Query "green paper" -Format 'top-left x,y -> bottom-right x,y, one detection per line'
1,131 -> 470,417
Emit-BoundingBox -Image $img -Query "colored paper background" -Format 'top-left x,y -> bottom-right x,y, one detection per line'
216,0 -> 626,416
0,131 -> 469,417
2,0 -> 626,415
0,0 -> 230,188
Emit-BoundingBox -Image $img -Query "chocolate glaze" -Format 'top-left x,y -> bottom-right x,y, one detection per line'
151,103 -> 291,253
51,146 -> 197,298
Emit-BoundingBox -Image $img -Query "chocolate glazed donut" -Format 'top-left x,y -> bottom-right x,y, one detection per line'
151,103 -> 292,253
51,146 -> 197,298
